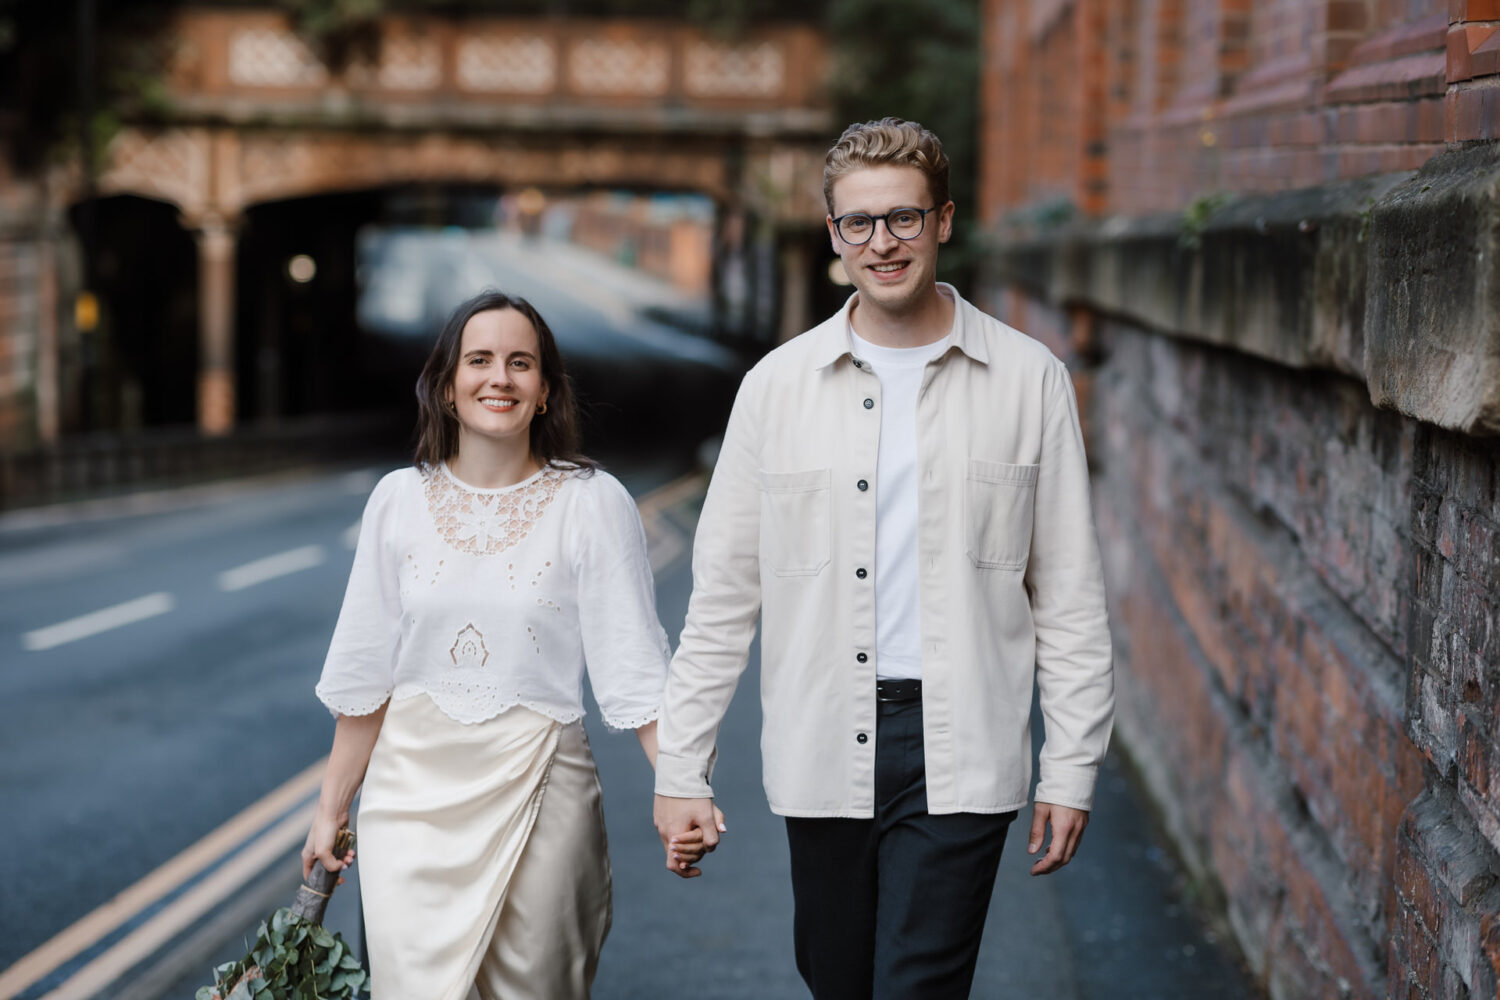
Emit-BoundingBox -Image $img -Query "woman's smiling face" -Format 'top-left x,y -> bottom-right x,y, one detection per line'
446,307 -> 549,451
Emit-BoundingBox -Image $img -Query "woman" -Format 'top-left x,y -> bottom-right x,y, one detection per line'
303,290 -> 713,999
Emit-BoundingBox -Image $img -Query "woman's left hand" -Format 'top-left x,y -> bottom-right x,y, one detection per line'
667,805 -> 727,873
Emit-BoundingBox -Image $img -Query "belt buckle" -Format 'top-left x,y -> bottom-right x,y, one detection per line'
876,679 -> 921,703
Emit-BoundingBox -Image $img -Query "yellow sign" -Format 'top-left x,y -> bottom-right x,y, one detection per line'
75,291 -> 99,332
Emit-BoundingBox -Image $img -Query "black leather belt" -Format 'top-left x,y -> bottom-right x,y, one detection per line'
875,679 -> 922,702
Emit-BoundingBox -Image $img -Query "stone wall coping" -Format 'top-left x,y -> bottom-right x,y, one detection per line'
984,142 -> 1500,436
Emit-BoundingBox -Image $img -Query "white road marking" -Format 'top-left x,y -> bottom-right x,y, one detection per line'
217,545 -> 326,592
0,759 -> 326,999
21,593 -> 175,651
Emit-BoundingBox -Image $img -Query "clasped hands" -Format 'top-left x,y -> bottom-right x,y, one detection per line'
653,795 -> 725,879
652,796 -> 1089,879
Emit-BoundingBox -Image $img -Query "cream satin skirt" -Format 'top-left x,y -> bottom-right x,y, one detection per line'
358,693 -> 612,1000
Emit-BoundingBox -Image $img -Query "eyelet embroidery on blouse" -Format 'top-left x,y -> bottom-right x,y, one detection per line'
402,553 -> 446,596
450,623 -> 490,668
425,467 -> 566,556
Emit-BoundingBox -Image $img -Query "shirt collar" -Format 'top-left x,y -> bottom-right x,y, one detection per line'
808,283 -> 989,370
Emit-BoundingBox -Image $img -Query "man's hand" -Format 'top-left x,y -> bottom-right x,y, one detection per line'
653,795 -> 724,879
1027,801 -> 1089,875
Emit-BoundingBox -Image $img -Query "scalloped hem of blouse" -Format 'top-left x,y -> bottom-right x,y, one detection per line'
316,686 -> 392,718
600,705 -> 661,734
390,686 -> 587,728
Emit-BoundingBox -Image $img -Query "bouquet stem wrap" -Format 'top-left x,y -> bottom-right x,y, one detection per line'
289,828 -> 354,924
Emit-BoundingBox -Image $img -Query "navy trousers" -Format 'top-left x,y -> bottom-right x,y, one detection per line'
784,696 -> 1016,1000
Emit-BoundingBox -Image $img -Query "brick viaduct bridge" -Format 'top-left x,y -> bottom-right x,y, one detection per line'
67,8 -> 833,434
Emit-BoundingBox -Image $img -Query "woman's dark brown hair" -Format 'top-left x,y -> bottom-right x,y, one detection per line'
413,290 -> 595,474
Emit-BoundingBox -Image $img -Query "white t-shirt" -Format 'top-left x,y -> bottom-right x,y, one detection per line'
849,326 -> 952,681
315,463 -> 668,730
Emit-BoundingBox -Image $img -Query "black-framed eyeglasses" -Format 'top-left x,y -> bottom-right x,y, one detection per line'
831,207 -> 937,246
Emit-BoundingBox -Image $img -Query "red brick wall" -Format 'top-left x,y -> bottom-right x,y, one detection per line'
978,0 -> 1484,220
979,3 -> 1500,998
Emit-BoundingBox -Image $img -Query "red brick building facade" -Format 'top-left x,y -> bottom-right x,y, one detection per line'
979,2 -> 1500,998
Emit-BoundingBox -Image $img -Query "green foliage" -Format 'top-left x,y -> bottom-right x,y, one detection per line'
197,908 -> 368,1000
1178,191 -> 1234,250
0,0 -> 180,173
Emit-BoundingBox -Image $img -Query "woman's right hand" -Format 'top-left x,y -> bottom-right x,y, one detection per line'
301,811 -> 355,883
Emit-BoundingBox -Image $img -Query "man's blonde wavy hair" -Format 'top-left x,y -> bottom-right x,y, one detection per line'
823,117 -> 951,216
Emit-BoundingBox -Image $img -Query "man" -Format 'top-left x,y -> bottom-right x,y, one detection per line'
653,118 -> 1114,999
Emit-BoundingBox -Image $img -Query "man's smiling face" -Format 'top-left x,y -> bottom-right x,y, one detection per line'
827,164 -> 953,320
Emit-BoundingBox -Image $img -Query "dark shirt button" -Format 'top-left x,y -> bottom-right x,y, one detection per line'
863,398 -> 874,409
853,359 -> 863,369
856,567 -> 868,579
857,479 -> 868,492
856,732 -> 869,744
856,652 -> 868,663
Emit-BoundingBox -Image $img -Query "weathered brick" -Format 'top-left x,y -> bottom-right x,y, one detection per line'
1397,834 -> 1448,940
1480,912 -> 1500,989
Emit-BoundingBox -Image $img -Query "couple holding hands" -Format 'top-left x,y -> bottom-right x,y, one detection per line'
304,118 -> 1114,1000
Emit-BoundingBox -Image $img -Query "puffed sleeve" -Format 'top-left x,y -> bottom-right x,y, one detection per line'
315,470 -> 406,716
571,472 -> 670,731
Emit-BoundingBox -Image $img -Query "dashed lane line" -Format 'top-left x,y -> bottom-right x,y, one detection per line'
0,759 -> 326,999
217,545 -> 327,592
20,593 -> 176,652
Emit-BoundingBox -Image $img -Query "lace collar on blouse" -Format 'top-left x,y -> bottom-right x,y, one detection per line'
424,463 -> 567,556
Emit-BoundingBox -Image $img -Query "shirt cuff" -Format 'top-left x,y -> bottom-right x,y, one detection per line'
655,749 -> 716,798
1034,763 -> 1099,812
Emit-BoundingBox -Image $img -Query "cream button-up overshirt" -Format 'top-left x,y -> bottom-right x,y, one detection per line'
656,285 -> 1113,817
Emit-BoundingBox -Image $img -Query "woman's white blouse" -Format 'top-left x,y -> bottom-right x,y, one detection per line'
315,463 -> 668,730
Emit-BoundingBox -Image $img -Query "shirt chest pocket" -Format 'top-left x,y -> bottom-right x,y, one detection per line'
759,469 -> 831,577
965,459 -> 1040,571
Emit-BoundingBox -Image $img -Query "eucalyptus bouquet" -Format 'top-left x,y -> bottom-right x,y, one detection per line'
199,829 -> 369,1000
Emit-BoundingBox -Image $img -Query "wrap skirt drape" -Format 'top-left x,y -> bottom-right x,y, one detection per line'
358,693 -> 612,1000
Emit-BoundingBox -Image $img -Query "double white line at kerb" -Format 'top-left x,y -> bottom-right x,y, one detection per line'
637,471 -> 706,574
0,759 -> 327,1000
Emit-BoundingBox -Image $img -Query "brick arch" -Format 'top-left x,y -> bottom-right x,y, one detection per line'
93,125 -> 756,222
